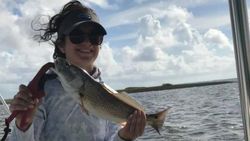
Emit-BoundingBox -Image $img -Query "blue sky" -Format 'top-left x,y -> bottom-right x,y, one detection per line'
0,0 -> 239,98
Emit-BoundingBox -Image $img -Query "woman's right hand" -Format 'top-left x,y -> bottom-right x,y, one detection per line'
9,84 -> 40,131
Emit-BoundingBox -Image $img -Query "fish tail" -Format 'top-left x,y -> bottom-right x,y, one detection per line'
147,107 -> 171,135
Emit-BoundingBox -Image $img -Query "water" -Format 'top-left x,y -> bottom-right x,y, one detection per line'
129,82 -> 244,141
0,83 -> 244,140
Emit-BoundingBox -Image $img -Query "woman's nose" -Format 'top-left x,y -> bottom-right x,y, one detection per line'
80,38 -> 94,48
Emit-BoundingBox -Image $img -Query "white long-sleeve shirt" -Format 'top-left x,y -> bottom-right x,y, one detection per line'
8,70 -> 126,141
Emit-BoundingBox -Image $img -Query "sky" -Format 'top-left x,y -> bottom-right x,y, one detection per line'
0,0 -> 241,99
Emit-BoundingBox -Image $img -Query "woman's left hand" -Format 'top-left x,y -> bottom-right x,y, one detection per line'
118,110 -> 146,140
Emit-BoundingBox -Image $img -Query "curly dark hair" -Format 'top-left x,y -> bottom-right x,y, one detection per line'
33,0 -> 98,59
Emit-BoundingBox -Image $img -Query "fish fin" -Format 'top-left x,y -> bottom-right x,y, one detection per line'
80,95 -> 89,115
147,107 -> 171,135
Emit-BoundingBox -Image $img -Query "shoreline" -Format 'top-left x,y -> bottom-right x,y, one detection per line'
117,79 -> 237,93
2,79 -> 238,104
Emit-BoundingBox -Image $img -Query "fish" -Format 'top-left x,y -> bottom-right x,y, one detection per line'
51,57 -> 171,134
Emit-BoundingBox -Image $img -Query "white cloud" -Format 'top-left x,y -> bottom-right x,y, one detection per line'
173,22 -> 194,44
96,43 -> 122,76
104,3 -> 193,28
138,15 -> 161,37
121,46 -> 137,62
103,0 -> 228,29
99,6 -> 236,89
189,13 -> 230,30
134,47 -> 166,62
0,0 -> 55,98
0,0 -> 236,98
204,28 -> 231,49
134,0 -> 149,4
85,0 -> 118,9
162,5 -> 192,23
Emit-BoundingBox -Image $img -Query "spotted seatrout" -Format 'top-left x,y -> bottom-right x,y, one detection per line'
52,57 -> 171,134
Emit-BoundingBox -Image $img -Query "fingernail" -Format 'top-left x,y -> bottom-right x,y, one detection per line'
129,115 -> 133,119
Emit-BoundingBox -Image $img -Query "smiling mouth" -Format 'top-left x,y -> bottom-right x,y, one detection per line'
78,49 -> 92,53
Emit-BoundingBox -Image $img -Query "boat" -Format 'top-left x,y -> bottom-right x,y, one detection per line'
229,0 -> 250,140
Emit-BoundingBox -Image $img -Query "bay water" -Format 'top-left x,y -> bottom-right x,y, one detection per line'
0,82 -> 244,141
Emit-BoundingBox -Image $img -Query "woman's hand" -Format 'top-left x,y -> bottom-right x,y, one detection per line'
118,110 -> 146,140
9,84 -> 40,131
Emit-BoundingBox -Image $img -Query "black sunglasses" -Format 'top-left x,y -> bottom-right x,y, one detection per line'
68,28 -> 104,45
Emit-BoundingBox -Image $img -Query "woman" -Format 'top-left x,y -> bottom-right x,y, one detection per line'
8,1 -> 146,141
